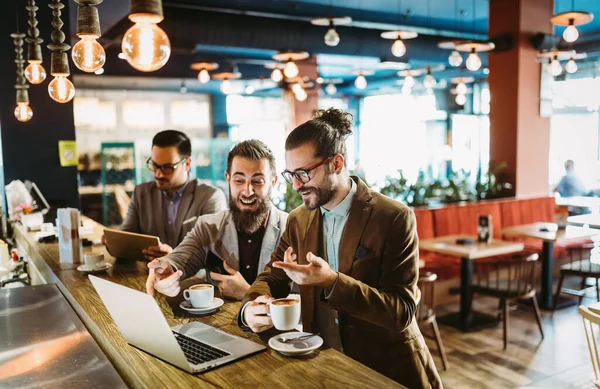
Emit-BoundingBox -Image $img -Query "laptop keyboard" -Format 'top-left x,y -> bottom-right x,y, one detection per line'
173,331 -> 231,365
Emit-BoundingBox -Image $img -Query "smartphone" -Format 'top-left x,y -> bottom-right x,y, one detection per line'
205,251 -> 227,275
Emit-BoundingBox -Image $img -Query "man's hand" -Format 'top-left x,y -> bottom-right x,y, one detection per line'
146,258 -> 182,297
210,261 -> 250,300
272,247 -> 337,288
244,295 -> 274,333
142,243 -> 173,261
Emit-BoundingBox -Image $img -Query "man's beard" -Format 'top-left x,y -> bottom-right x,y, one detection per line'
300,171 -> 337,211
230,191 -> 271,234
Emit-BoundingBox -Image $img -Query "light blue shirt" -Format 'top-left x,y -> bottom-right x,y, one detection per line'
320,179 -> 357,271
162,181 -> 189,247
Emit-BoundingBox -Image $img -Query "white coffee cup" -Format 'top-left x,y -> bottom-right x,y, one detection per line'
41,222 -> 54,233
183,284 -> 214,308
84,252 -> 105,270
269,298 -> 301,331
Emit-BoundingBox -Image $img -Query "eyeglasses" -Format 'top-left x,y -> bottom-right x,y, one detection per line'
146,157 -> 187,174
281,156 -> 332,184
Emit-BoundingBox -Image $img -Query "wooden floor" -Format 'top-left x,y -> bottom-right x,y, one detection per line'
424,277 -> 597,389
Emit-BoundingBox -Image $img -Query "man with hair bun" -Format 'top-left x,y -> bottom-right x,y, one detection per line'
240,108 -> 442,388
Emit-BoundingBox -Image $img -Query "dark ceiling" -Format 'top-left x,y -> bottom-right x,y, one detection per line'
70,0 -> 600,96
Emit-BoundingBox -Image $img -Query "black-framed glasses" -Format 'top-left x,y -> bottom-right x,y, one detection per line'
146,157 -> 187,174
281,156 -> 332,184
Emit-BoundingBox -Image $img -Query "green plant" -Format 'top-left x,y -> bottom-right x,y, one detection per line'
476,162 -> 513,199
279,181 -> 303,212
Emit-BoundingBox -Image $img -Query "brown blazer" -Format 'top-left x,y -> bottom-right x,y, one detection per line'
241,177 -> 443,388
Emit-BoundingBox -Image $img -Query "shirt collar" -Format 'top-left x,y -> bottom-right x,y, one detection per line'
162,178 -> 189,200
320,178 -> 357,217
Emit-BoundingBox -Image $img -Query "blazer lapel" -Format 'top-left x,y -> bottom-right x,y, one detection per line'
258,206 -> 280,273
214,212 -> 240,271
300,208 -> 321,332
338,178 -> 373,275
152,185 -> 166,243
173,181 -> 196,244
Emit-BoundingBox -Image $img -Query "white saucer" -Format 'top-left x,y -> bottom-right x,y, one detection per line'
179,298 -> 224,314
268,332 -> 323,356
77,263 -> 112,274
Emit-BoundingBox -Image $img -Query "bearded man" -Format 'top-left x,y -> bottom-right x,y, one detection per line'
145,139 -> 288,300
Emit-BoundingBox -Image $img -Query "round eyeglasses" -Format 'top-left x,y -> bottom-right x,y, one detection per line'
146,157 -> 187,175
281,156 -> 332,184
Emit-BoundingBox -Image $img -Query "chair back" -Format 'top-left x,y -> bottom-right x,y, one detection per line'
113,185 -> 131,221
566,244 -> 596,272
474,253 -> 539,298
578,305 -> 600,388
416,272 -> 437,321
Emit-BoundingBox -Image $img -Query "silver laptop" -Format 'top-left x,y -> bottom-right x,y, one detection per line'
89,275 -> 266,373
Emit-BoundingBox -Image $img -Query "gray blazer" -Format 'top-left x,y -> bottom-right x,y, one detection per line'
120,179 -> 227,247
165,205 -> 288,285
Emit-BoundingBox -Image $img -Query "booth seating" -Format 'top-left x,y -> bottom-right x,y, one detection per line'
415,196 -> 592,280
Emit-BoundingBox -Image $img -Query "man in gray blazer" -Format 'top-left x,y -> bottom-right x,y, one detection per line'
145,140 -> 288,300
120,130 -> 227,260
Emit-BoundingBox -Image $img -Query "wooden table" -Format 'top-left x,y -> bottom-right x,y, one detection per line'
556,196 -> 600,212
568,214 -> 600,228
13,219 -> 404,389
500,223 -> 600,310
419,235 -> 524,332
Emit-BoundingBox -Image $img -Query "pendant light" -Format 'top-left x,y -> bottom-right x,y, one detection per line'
381,31 -> 417,58
551,0 -> 593,43
71,0 -> 105,72
565,57 -> 578,74
351,70 -> 372,90
47,0 -> 75,103
212,71 -> 241,95
12,32 -> 33,122
190,62 -> 218,84
325,83 -> 337,95
272,51 -> 309,79
24,0 -> 46,84
423,67 -> 436,89
547,56 -> 562,76
121,0 -> 171,72
311,17 -> 351,47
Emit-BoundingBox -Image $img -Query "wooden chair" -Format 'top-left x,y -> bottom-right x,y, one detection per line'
578,305 -> 600,388
554,244 -> 599,310
472,253 -> 544,350
416,272 -> 449,370
113,185 -> 131,221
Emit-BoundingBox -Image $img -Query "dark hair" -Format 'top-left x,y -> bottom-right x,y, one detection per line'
285,108 -> 353,164
152,130 -> 191,158
227,139 -> 277,177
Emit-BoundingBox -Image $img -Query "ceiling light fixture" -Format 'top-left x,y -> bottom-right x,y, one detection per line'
12,32 -> 33,122
272,51 -> 309,79
565,57 -> 578,74
212,71 -> 241,95
47,0 -> 75,103
551,2 -> 593,44
71,0 -> 105,73
380,30 -> 417,58
455,93 -> 467,106
245,85 -> 254,95
24,0 -> 46,84
548,56 -> 562,76
325,83 -> 337,95
311,16 -> 351,47
453,41 -> 494,72
122,0 -> 171,72
351,70 -> 373,90
423,67 -> 436,89
191,62 -> 218,84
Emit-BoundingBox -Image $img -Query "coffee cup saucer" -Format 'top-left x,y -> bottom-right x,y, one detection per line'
180,298 -> 224,314
77,262 -> 112,274
268,332 -> 323,356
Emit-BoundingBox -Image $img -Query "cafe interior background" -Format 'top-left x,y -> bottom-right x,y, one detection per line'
4,0 -> 600,388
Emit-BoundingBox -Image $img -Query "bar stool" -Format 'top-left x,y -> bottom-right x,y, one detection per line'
416,272 -> 449,370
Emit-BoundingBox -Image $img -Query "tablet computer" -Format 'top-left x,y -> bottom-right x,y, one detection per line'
206,251 -> 227,275
104,228 -> 160,261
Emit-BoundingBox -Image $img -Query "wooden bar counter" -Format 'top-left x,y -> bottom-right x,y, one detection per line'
13,218 -> 404,389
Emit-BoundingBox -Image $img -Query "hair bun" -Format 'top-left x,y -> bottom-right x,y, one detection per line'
314,108 -> 353,136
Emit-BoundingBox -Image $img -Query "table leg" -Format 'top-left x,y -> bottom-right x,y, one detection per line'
438,257 -> 499,332
539,241 -> 554,309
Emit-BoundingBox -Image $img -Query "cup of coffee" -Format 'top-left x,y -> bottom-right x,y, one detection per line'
84,252 -> 105,270
269,298 -> 301,331
41,222 -> 54,233
184,284 -> 214,308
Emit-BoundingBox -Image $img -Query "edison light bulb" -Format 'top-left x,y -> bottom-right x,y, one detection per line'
245,85 -> 254,94
448,50 -> 463,67
466,49 -> 482,71
391,39 -> 406,57
283,61 -> 299,78
121,15 -> 171,72
404,75 -> 415,89
354,74 -> 367,89
548,57 -> 562,76
24,62 -> 46,84
324,24 -> 340,47
14,102 -> 33,122
424,74 -> 436,89
402,84 -> 412,96
271,68 -> 283,82
563,21 -> 579,43
292,83 -> 303,94
48,75 -> 75,103
325,83 -> 337,95
295,89 -> 308,101
456,82 -> 468,95
566,58 -> 578,74
198,69 -> 210,83
220,79 -> 232,94
455,93 -> 467,106
72,35 -> 106,72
